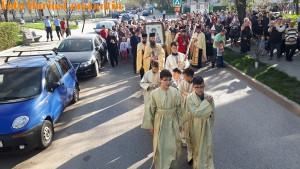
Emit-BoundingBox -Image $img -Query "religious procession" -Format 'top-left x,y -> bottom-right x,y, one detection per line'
92,6 -> 300,168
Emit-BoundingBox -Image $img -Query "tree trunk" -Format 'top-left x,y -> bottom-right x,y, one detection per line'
47,5 -> 53,18
236,0 -> 246,24
55,0 -> 60,17
4,10 -> 8,22
82,19 -> 85,34
295,0 -> 299,15
12,10 -> 16,21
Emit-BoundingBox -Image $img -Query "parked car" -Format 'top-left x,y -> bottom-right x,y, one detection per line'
57,34 -> 108,78
94,21 -> 115,34
0,52 -> 79,154
121,13 -> 145,23
102,19 -> 119,25
142,10 -> 149,16
112,13 -> 121,19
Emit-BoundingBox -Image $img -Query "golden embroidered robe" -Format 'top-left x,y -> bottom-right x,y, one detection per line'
190,32 -> 207,66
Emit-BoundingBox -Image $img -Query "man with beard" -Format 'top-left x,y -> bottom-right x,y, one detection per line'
136,33 -> 148,79
131,29 -> 140,73
107,29 -> 119,67
143,33 -> 165,72
190,26 -> 207,68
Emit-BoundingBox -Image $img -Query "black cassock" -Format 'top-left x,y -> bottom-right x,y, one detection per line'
107,35 -> 119,67
240,26 -> 252,53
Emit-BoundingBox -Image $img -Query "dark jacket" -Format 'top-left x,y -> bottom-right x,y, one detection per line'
107,35 -> 118,51
130,34 -> 140,52
269,27 -> 282,44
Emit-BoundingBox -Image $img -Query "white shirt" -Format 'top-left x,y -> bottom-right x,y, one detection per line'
165,52 -> 190,73
120,42 -> 128,51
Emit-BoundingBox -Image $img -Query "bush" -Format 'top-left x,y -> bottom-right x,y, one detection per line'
0,22 -> 20,50
283,14 -> 298,26
163,8 -> 176,15
213,6 -> 226,12
184,7 -> 190,14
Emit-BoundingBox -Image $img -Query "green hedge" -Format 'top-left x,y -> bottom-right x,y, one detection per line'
213,6 -> 227,12
0,22 -> 20,50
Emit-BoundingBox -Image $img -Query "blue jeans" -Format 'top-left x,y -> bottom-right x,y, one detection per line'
217,56 -> 224,68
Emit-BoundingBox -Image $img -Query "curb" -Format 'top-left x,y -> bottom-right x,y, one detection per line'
224,61 -> 300,116
0,45 -> 23,56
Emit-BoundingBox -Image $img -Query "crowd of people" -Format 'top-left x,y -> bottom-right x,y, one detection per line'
42,9 -> 298,168
96,10 -> 299,72
94,9 -> 299,169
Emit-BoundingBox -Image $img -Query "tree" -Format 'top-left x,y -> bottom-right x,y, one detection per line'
236,0 -> 246,24
295,0 -> 299,14
81,9 -> 90,34
123,0 -> 147,8
2,0 -> 13,22
64,0 -> 74,37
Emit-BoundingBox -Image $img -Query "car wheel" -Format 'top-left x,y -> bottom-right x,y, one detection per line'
71,85 -> 79,104
39,120 -> 53,149
93,60 -> 100,77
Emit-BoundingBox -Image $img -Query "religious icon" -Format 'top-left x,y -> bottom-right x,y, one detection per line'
144,22 -> 165,46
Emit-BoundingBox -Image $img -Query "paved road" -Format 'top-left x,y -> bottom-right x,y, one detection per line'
1,18 -> 300,168
1,61 -> 300,168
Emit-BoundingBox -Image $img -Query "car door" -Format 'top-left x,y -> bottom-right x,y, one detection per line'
45,63 -> 66,122
57,57 -> 75,104
93,37 -> 101,66
97,36 -> 108,63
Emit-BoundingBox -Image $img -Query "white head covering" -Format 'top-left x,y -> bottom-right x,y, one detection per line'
211,25 -> 216,31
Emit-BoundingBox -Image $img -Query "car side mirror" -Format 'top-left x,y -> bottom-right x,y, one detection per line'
52,47 -> 58,54
51,82 -> 61,91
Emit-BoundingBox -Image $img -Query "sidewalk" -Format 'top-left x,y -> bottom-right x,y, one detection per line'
229,45 -> 300,81
0,20 -> 98,59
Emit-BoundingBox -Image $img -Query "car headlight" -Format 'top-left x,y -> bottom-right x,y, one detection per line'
12,116 -> 29,129
80,61 -> 92,67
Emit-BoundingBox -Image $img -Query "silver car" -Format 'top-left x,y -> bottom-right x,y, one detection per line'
94,21 -> 115,34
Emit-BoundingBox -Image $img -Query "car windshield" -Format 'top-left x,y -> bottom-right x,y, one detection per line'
57,39 -> 93,52
0,68 -> 42,101
96,22 -> 114,29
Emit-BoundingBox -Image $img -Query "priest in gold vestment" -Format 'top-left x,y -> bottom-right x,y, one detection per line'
143,33 -> 165,71
136,33 -> 148,79
190,26 -> 207,68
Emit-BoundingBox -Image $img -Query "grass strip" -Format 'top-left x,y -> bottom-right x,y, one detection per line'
24,23 -> 78,30
224,49 -> 300,105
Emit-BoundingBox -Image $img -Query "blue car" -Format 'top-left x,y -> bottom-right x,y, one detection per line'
0,52 -> 80,154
